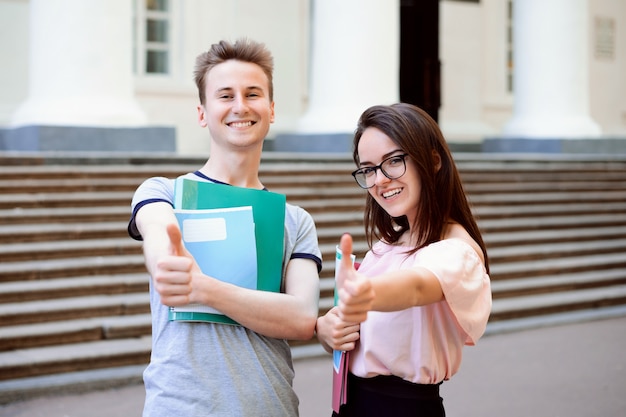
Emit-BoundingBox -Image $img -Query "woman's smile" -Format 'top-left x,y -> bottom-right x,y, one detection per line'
381,187 -> 403,199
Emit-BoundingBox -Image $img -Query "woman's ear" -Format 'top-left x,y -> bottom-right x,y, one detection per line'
432,150 -> 442,173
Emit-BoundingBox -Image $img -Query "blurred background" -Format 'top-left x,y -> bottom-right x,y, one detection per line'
0,0 -> 624,154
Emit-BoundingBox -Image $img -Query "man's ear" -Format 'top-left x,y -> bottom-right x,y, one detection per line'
432,150 -> 442,173
197,104 -> 207,127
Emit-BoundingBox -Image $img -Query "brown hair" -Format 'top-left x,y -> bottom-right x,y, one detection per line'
353,103 -> 489,273
193,38 -> 274,105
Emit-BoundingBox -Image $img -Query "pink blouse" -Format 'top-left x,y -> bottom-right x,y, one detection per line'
349,238 -> 492,384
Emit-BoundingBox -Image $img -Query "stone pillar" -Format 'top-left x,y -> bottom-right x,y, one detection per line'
11,0 -> 147,127
297,0 -> 399,134
502,0 -> 600,139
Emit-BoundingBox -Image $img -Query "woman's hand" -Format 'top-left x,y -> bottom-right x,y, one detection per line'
336,234 -> 375,324
316,306 -> 361,352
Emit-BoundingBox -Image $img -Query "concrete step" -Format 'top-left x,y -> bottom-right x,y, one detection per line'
463,181 -> 626,194
0,191 -> 133,210
0,336 -> 152,381
0,254 -> 146,282
468,190 -> 626,206
488,238 -> 626,263
489,252 -> 626,280
478,213 -> 626,233
490,269 -> 626,299
0,364 -> 147,404
0,178 -> 143,194
490,284 -> 626,321
454,157 -> 626,172
0,273 -> 149,303
0,293 -> 149,326
0,314 -> 152,351
484,225 -> 626,247
473,201 -> 626,219
0,206 -> 131,225
0,238 -> 142,262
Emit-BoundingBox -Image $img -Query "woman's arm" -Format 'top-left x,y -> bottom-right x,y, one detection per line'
336,234 -> 444,324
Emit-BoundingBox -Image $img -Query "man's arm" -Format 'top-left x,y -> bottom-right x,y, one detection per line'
136,201 -> 320,341
195,257 -> 319,340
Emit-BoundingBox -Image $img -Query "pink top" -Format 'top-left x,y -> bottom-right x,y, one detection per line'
350,238 -> 492,384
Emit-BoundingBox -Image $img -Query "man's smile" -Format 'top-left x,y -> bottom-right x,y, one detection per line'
228,120 -> 255,128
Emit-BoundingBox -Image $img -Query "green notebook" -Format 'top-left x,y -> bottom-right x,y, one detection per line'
169,177 -> 286,325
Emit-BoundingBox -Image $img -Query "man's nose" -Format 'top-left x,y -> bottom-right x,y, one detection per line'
232,96 -> 249,113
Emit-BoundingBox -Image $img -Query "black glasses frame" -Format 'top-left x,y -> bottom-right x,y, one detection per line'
351,153 -> 409,189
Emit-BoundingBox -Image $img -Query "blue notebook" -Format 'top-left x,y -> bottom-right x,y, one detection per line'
169,178 -> 286,325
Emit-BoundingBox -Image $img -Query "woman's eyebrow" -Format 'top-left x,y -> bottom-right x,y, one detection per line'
359,149 -> 404,166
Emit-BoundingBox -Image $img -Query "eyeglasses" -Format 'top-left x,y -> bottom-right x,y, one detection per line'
351,153 -> 409,189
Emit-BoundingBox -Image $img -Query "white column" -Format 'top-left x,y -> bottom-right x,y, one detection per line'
297,0 -> 399,133
502,0 -> 600,138
11,0 -> 146,127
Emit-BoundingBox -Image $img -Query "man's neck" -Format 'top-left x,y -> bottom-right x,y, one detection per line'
198,148 -> 263,189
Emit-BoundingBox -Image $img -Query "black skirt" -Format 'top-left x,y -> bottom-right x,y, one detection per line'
332,372 -> 445,417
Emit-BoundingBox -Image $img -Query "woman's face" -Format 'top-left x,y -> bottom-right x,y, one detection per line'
356,127 -> 421,223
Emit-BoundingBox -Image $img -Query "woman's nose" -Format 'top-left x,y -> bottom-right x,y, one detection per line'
373,168 -> 390,186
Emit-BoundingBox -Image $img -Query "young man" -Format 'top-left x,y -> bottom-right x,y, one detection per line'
128,39 -> 322,417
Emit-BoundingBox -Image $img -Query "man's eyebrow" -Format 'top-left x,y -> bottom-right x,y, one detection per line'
359,149 -> 404,166
214,86 -> 265,95
246,86 -> 266,94
214,87 -> 233,95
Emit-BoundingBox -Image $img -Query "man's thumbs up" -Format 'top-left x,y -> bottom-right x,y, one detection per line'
167,223 -> 185,256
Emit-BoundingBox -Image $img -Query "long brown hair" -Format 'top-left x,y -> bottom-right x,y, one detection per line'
353,103 -> 489,273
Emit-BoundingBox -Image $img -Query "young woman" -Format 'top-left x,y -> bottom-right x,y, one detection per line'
316,103 -> 492,417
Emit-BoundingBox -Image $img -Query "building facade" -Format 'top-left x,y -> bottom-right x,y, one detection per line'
0,0 -> 624,154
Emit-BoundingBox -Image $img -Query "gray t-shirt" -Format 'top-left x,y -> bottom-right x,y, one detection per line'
128,172 -> 322,417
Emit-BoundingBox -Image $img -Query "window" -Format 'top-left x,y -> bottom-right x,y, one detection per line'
506,0 -> 514,93
594,17 -> 615,60
133,0 -> 171,75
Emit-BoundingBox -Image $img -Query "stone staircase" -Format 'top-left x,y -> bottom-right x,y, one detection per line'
1,152 -> 625,402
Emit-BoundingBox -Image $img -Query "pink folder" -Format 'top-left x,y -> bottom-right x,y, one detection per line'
332,349 -> 349,412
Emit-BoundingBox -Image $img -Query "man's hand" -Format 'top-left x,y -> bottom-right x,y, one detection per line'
153,223 -> 200,306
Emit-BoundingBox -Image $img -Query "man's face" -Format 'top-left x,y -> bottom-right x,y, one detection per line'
197,60 -> 275,150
